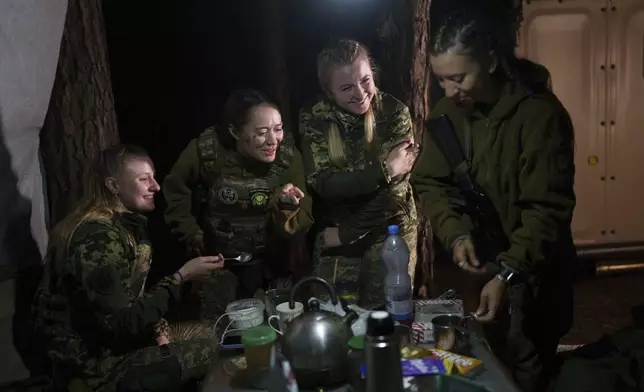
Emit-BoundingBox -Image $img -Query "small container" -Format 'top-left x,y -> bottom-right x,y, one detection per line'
334,281 -> 359,305
242,325 -> 277,372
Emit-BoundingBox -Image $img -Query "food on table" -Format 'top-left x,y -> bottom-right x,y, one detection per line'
429,348 -> 483,376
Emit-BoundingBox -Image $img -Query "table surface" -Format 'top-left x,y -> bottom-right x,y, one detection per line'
201,335 -> 522,392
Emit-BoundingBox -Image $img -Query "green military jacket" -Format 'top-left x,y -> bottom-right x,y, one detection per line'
32,213 -> 181,388
412,80 -> 576,274
163,128 -> 313,255
299,91 -> 418,246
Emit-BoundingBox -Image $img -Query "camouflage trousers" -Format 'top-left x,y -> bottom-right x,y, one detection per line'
311,228 -> 418,308
198,266 -> 292,322
58,339 -> 213,392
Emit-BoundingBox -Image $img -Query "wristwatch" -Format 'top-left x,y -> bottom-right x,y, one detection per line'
496,266 -> 518,285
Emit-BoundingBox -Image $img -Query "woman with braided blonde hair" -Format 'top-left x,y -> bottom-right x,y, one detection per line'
298,39 -> 419,308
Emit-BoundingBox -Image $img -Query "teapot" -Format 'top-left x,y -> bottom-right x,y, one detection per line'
281,276 -> 358,389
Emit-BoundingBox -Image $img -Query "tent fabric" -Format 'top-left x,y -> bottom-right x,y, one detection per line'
0,0 -> 67,268
0,0 -> 68,384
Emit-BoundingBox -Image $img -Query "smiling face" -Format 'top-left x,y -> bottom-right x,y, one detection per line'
326,56 -> 376,115
106,156 -> 160,213
430,47 -> 498,108
233,103 -> 284,163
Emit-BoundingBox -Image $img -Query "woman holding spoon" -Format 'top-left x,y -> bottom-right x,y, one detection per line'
163,89 -> 314,319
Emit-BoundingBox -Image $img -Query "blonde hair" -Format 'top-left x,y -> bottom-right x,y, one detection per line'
316,39 -> 379,168
49,144 -> 150,258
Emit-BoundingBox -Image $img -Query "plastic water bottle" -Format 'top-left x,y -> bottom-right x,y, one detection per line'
381,225 -> 413,322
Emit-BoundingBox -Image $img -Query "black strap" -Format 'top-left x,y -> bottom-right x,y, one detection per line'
428,114 -> 473,192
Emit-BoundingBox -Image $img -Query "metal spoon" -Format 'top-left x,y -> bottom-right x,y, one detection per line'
223,252 -> 253,264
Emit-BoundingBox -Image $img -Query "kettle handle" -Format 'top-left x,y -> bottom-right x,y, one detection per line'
289,276 -> 338,309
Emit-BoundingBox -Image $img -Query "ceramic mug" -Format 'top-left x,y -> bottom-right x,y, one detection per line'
268,301 -> 304,335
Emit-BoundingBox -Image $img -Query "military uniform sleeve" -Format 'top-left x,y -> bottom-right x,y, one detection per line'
337,189 -> 391,245
411,124 -> 474,249
299,110 -> 387,200
163,139 -> 203,242
497,108 -> 575,274
72,224 -> 182,340
271,148 -> 315,236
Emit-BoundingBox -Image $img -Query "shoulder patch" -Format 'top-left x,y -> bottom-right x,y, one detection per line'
197,126 -> 221,174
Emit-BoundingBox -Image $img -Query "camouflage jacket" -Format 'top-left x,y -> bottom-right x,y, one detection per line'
163,127 -> 313,256
299,91 -> 418,245
32,213 -> 181,386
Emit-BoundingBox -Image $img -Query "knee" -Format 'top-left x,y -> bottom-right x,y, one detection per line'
116,355 -> 182,392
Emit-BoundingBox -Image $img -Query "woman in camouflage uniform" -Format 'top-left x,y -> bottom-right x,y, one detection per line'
32,145 -> 223,391
298,39 -> 419,308
163,89 -> 312,319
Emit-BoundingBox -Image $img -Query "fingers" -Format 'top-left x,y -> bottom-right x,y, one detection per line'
291,187 -> 305,199
200,255 -> 222,263
461,262 -> 486,274
466,246 -> 480,267
281,183 -> 294,193
475,293 -> 490,322
474,287 -> 500,323
418,285 -> 428,298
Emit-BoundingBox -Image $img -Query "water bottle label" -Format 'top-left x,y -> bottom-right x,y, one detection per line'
386,299 -> 413,316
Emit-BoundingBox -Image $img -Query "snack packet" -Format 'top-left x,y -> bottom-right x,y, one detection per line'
428,348 -> 483,376
360,357 -> 446,379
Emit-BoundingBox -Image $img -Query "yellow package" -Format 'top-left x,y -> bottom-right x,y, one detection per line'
400,345 -> 432,359
429,348 -> 483,376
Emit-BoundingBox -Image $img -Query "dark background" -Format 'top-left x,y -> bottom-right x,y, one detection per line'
102,0 -> 416,281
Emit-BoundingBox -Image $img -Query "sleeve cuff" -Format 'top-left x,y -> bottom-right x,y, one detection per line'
449,234 -> 471,250
365,162 -> 388,187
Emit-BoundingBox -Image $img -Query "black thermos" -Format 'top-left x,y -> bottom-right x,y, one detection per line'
365,311 -> 404,392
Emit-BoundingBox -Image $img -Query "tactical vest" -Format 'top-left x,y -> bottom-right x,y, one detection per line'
196,127 -> 293,256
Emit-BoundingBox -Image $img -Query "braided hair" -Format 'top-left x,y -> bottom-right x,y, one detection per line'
429,0 -> 550,93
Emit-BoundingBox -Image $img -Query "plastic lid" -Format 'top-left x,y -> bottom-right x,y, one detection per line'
367,311 -> 395,336
387,225 -> 400,235
241,325 -> 277,346
348,335 -> 365,350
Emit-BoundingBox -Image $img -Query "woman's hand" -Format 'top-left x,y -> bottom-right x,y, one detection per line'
156,335 -> 170,346
279,183 -> 305,206
176,255 -> 224,282
385,140 -> 420,178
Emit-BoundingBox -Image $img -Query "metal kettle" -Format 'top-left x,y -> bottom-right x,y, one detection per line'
281,276 -> 358,389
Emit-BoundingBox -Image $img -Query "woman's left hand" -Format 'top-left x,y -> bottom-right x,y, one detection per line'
279,183 -> 305,206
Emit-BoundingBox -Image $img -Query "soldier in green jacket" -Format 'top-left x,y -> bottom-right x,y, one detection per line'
163,89 -> 313,319
299,39 -> 420,308
412,5 -> 576,392
32,145 -> 223,391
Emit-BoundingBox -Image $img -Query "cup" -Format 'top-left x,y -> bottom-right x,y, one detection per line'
268,301 -> 304,334
242,325 -> 277,372
431,315 -> 470,354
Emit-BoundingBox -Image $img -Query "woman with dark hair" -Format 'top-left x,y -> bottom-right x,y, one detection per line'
412,4 -> 576,391
163,88 -> 313,318
32,144 -> 224,391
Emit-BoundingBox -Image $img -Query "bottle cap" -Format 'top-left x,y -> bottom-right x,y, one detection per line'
387,225 -> 400,235
366,310 -> 395,336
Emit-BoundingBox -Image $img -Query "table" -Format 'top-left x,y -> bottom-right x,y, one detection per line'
200,334 -> 522,392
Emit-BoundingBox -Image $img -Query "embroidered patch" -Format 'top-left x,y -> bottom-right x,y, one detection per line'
218,187 -> 239,205
249,188 -> 271,208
